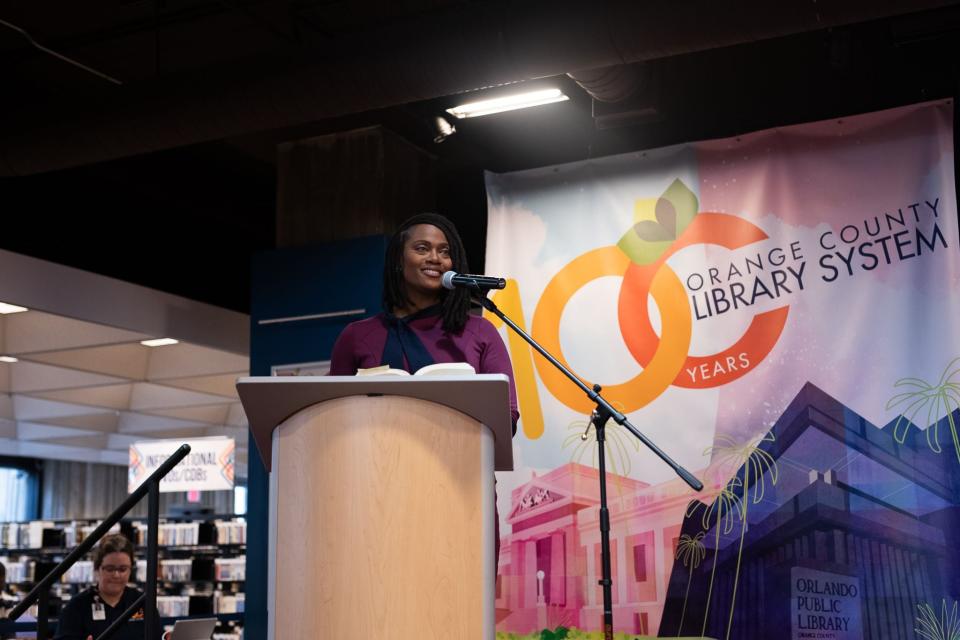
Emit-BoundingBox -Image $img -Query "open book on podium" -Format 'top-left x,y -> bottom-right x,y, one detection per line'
237,373 -> 513,640
356,360 -> 476,377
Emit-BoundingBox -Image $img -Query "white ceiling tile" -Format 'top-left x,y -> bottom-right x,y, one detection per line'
34,434 -> 112,449
17,422 -> 103,440
145,405 -> 230,424
13,395 -> 115,420
152,373 -> 242,399
114,429 -> 210,446
4,311 -> 151,353
146,343 -> 248,379
27,343 -> 150,379
40,413 -> 121,432
11,361 -> 128,393
130,383 -> 234,410
118,412 -> 207,434
29,383 -> 133,410
202,426 -> 248,441
0,418 -> 15,439
108,433 -> 154,450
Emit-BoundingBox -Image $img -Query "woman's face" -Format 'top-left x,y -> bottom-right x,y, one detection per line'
401,224 -> 452,303
96,551 -> 132,600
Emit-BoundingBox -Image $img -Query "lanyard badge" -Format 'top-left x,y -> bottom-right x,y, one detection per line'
92,588 -> 107,621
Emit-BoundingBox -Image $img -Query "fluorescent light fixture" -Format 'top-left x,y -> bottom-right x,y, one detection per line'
140,338 -> 179,347
0,356 -> 18,363
0,302 -> 28,314
446,88 -> 569,119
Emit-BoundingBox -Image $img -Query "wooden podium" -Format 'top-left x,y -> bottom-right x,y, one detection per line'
237,375 -> 514,640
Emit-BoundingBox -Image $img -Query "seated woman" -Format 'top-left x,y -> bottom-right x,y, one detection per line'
55,534 -> 166,640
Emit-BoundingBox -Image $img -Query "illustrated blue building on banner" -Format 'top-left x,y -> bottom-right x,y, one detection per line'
660,382 -> 960,639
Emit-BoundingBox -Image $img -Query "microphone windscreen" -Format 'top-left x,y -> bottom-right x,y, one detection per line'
441,271 -> 458,290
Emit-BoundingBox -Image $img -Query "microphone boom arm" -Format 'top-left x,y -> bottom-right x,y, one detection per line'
475,292 -> 703,491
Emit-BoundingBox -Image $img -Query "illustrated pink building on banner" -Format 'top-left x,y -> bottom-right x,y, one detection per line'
497,463 -> 699,635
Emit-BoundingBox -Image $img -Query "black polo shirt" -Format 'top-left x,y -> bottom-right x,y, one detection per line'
54,586 -> 162,640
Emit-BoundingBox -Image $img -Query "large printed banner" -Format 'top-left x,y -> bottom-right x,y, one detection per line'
485,101 -> 959,639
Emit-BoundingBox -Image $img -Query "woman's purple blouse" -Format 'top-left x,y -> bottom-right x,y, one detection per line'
329,312 -> 520,426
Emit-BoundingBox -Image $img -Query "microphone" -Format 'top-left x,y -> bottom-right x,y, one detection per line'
441,271 -> 507,291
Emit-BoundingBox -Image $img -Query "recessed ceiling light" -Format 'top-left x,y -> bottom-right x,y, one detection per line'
0,356 -> 18,363
0,302 -> 28,314
446,88 -> 569,119
140,338 -> 179,347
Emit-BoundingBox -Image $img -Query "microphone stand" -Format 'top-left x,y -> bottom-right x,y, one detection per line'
473,288 -> 703,640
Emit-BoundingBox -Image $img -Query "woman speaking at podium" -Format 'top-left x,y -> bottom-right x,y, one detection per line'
329,212 -> 519,563
329,212 -> 519,427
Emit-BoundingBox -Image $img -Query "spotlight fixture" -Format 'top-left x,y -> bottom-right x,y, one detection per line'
433,115 -> 456,143
0,356 -> 18,363
446,88 -> 569,119
140,338 -> 179,347
0,302 -> 28,314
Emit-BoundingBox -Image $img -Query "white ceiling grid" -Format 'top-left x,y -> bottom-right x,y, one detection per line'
0,310 -> 249,476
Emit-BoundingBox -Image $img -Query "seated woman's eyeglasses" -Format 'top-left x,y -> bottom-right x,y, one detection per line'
100,565 -> 132,575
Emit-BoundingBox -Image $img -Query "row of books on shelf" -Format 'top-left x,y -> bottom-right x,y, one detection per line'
0,519 -> 246,550
129,521 -> 247,547
1,521 -> 124,550
0,556 -> 246,585
214,521 -> 246,545
1,558 -> 28,583
134,558 -> 246,583
156,592 -> 245,616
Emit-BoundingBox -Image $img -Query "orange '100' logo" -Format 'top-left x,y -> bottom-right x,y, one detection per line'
485,180 -> 789,438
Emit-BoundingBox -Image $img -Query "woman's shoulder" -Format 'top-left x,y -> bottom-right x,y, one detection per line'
121,586 -> 145,603
462,314 -> 500,341
339,314 -> 386,340
64,587 -> 96,607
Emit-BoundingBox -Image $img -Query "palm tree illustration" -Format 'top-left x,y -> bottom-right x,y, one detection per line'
562,402 -> 639,503
686,477 -> 743,638
674,531 -> 706,637
915,599 -> 960,640
886,357 -> 960,463
705,432 -> 779,640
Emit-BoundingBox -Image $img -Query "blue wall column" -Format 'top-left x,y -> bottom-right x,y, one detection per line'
244,236 -> 386,639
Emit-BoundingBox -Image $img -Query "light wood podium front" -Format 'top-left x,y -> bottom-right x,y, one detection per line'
237,375 -> 513,640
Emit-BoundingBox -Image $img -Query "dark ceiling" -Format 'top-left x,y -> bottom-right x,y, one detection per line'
1,0 -> 959,312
